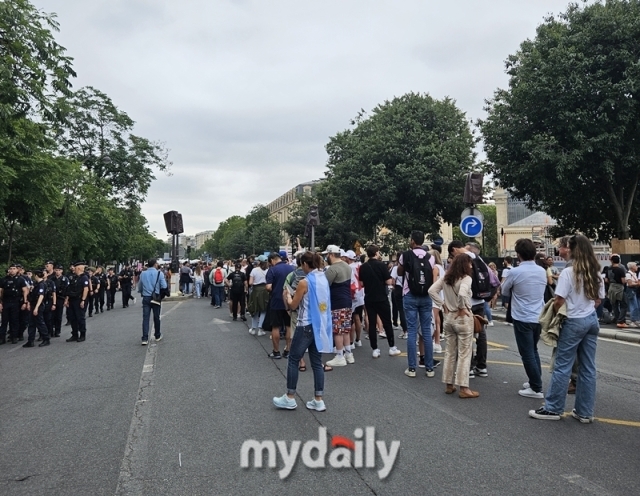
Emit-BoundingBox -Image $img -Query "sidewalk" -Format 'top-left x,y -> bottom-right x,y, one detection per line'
490,307 -> 640,345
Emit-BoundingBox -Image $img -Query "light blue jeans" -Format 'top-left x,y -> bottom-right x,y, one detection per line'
544,312 -> 599,417
404,293 -> 433,369
195,280 -> 202,298
625,288 -> 639,322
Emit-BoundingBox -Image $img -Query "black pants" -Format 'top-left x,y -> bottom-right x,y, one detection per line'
68,299 -> 87,338
472,303 -> 487,370
1,299 -> 21,339
612,296 -> 628,324
365,299 -> 395,350
202,282 -> 210,298
108,288 -> 117,309
44,303 -> 54,337
95,289 -> 105,312
230,291 -> 246,319
392,286 -> 407,332
20,306 -> 29,335
53,301 -> 64,336
122,285 -> 132,307
28,307 -> 49,343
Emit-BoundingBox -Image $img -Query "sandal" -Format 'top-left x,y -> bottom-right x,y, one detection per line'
299,364 -> 307,372
323,363 -> 333,372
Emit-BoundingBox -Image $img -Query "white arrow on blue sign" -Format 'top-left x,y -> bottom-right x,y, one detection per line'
460,215 -> 483,237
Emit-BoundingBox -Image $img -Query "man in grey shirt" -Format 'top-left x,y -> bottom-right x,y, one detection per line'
323,246 -> 353,367
501,238 -> 547,399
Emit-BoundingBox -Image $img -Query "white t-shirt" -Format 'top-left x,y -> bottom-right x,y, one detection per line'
555,267 -> 605,318
390,266 -> 403,287
251,267 -> 267,285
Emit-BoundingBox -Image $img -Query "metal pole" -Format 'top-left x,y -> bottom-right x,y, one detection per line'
311,225 -> 315,253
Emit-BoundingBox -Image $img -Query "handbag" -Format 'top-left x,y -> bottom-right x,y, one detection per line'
473,314 -> 489,333
151,272 -> 164,306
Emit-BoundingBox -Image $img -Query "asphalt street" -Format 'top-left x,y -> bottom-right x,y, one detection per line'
1,297 -> 640,495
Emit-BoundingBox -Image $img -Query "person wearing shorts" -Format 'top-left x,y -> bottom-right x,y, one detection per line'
323,245 -> 354,367
266,252 -> 294,359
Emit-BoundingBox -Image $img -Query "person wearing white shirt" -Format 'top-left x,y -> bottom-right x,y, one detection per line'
529,234 -> 605,423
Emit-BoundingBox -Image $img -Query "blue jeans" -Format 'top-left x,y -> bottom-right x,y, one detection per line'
212,286 -> 224,307
545,312 -> 599,417
183,282 -> 191,295
484,301 -> 493,322
512,319 -> 542,392
195,280 -> 202,297
287,325 -> 324,397
142,296 -> 161,341
625,288 -> 639,322
404,293 -> 433,369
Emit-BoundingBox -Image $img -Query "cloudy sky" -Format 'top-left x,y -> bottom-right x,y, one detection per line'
37,0 -> 574,238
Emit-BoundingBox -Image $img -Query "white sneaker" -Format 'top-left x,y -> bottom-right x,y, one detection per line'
372,348 -> 381,358
306,399 -> 326,412
257,329 -> 266,336
433,343 -> 443,354
326,355 -> 347,367
345,353 -> 355,364
404,367 -> 416,378
141,340 -> 148,345
249,328 -> 256,335
523,381 -> 530,389
488,321 -> 494,326
378,331 -> 387,339
388,346 -> 401,356
354,340 -> 362,347
519,387 -> 544,399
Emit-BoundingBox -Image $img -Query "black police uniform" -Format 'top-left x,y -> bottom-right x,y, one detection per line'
43,276 -> 56,338
88,274 -> 99,317
25,280 -> 50,346
66,272 -> 90,342
119,268 -> 134,308
51,272 -> 69,337
97,271 -> 107,313
0,274 -> 27,343
19,274 -> 32,335
107,272 -> 118,310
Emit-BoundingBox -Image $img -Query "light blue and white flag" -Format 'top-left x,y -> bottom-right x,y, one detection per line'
306,270 -> 333,353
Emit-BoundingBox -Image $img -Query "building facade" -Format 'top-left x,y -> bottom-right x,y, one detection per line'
195,230 -> 214,249
266,180 -> 323,225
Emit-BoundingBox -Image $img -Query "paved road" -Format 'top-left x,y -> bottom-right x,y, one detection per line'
1,298 -> 639,495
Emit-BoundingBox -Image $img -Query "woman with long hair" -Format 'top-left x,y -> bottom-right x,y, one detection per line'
428,253 -> 479,398
193,264 -> 204,298
529,234 -> 604,422
273,251 -> 332,411
247,257 -> 269,335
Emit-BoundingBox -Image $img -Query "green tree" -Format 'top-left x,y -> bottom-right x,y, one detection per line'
480,0 -> 640,241
245,204 -> 283,254
206,216 -> 246,258
325,93 -> 476,238
55,86 -> 171,207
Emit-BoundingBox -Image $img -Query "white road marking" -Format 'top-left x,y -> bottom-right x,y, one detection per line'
561,474 -> 612,495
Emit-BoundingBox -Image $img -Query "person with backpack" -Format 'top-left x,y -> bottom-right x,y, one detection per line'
210,261 -> 227,308
500,238 -> 547,399
226,262 -> 248,321
397,231 -> 439,378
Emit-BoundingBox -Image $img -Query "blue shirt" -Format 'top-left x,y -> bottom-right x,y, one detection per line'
137,268 -> 168,297
266,261 -> 294,310
500,261 -> 547,323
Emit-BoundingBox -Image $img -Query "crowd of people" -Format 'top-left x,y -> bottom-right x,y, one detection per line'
174,230 -> 608,423
0,261 -> 144,347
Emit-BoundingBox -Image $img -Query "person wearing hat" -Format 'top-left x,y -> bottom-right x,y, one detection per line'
119,264 -> 135,307
50,265 -> 69,337
344,250 -> 365,347
226,262 -> 248,321
0,264 -> 29,344
64,261 -> 90,342
323,245 -> 354,368
23,269 -> 51,348
16,264 -> 31,337
95,266 -> 107,314
266,251 -> 295,359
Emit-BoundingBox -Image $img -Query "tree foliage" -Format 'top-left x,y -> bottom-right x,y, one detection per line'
325,93 -> 476,238
480,0 -> 640,241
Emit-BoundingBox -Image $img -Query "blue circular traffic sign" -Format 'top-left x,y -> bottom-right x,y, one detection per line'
460,215 -> 483,237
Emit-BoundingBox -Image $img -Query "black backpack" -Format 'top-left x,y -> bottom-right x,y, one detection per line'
231,271 -> 244,292
471,257 -> 495,301
403,250 -> 433,296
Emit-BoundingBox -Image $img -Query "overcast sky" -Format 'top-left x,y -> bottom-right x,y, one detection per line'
37,0 -> 574,238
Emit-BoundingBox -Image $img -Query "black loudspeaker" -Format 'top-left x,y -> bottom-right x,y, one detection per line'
463,172 -> 484,205
163,211 -> 184,234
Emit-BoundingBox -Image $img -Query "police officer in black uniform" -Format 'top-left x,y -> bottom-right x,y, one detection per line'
50,264 -> 68,337
88,268 -> 99,318
95,266 -> 107,313
23,268 -> 51,348
0,264 -> 29,344
119,264 -> 134,308
17,264 -> 31,337
65,261 -> 90,342
43,261 -> 57,339
106,267 -> 118,310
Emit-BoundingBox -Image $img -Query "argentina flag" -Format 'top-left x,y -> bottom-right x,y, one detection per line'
306,270 -> 333,353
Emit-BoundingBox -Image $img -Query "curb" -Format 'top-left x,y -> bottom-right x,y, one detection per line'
492,314 -> 640,345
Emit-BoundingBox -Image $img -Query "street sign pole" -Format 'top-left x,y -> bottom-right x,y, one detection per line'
311,225 -> 315,253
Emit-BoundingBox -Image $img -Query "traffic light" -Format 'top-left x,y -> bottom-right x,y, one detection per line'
307,205 -> 320,226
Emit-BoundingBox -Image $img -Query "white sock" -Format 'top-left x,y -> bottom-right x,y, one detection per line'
337,349 -> 344,357
345,345 -> 352,353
